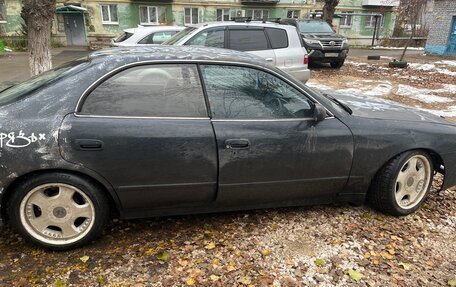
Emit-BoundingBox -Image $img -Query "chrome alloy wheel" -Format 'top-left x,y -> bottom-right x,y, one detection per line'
394,155 -> 432,209
19,183 -> 95,245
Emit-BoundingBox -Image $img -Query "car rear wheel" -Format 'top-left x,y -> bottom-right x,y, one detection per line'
7,173 -> 109,250
330,60 -> 344,69
367,151 -> 433,216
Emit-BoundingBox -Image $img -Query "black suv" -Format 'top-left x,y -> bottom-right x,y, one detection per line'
280,19 -> 349,68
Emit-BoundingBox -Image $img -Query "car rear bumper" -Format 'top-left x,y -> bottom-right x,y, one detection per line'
282,67 -> 311,83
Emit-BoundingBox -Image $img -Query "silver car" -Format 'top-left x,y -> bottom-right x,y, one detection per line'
163,21 -> 310,82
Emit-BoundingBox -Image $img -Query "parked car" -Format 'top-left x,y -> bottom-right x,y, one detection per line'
162,21 -> 310,83
280,19 -> 349,68
0,46 -> 455,250
112,26 -> 184,47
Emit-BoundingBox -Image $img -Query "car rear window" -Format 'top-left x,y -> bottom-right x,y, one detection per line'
80,64 -> 207,117
265,28 -> 288,49
229,29 -> 269,51
0,59 -> 89,106
162,27 -> 197,45
114,32 -> 133,43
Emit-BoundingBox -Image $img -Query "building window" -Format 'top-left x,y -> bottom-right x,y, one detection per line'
184,8 -> 198,24
245,9 -> 269,20
365,13 -> 384,28
0,0 -> 6,23
287,10 -> 300,19
216,8 -> 230,21
140,6 -> 158,24
101,4 -> 118,24
339,11 -> 353,28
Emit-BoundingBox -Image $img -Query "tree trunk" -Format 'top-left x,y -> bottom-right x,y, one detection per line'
21,0 -> 56,76
323,0 -> 340,25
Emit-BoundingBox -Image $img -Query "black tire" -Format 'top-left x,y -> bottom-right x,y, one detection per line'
330,60 -> 345,69
367,150 -> 434,216
7,172 -> 109,251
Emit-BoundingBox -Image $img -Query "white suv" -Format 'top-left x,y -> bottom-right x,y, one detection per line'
112,26 -> 184,47
163,21 -> 310,82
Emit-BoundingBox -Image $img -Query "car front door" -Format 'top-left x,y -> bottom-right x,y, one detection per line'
59,64 -> 218,211
227,27 -> 276,65
199,64 -> 353,205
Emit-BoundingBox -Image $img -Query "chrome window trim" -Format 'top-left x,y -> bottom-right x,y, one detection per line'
73,113 -> 210,120
212,116 -> 335,122
75,59 -> 334,119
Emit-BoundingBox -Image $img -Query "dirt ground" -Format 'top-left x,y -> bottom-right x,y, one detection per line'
0,51 -> 455,287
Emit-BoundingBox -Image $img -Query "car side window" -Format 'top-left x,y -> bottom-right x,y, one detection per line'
228,29 -> 269,51
265,28 -> 288,49
200,65 -> 315,119
80,64 -> 207,117
185,28 -> 225,48
138,31 -> 177,44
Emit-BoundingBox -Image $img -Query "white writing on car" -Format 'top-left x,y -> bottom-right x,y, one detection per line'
0,131 -> 46,148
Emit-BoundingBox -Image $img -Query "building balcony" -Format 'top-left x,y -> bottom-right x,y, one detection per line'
362,0 -> 399,6
241,0 -> 280,5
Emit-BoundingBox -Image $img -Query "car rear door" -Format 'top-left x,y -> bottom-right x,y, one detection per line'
199,64 -> 353,205
269,27 -> 307,70
59,64 -> 218,211
227,26 -> 276,65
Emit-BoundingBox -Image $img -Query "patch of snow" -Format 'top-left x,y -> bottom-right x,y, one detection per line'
371,46 -> 424,50
396,84 -> 453,104
435,60 -> 456,67
408,63 -> 435,71
306,82 -> 333,91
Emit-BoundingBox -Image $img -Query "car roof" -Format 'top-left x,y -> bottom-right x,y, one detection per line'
88,45 -> 272,68
123,26 -> 184,34
187,21 -> 297,31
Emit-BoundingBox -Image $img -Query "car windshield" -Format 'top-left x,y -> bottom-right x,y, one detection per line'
162,27 -> 197,45
114,32 -> 133,43
298,21 -> 335,33
0,59 -> 89,106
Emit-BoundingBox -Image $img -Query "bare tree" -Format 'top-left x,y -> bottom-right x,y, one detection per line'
21,0 -> 56,76
322,0 -> 340,25
398,0 -> 427,62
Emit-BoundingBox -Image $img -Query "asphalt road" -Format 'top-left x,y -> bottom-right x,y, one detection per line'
0,47 -> 428,86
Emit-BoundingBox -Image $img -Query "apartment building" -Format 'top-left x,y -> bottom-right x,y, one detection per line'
0,0 -> 399,46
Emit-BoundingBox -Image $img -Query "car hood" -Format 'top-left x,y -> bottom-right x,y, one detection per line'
328,92 -> 453,125
301,32 -> 345,39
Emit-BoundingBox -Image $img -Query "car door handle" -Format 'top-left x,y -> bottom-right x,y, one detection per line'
225,139 -> 250,149
75,139 -> 103,151
265,58 -> 274,62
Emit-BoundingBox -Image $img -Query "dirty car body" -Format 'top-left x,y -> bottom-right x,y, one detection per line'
0,46 -> 456,249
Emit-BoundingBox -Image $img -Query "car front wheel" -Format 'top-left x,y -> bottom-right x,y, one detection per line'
330,60 -> 345,68
7,173 -> 109,250
368,151 -> 434,216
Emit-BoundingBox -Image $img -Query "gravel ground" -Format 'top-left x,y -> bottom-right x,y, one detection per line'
0,53 -> 455,287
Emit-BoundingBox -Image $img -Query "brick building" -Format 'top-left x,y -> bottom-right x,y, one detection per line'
425,0 -> 456,55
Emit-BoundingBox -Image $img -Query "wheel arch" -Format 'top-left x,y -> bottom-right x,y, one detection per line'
370,147 -> 445,190
1,169 -> 121,221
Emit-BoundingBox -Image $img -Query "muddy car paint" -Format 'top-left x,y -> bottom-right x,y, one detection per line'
0,46 -> 455,221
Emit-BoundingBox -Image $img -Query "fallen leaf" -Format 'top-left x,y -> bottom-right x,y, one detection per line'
348,269 -> 363,282
373,258 -> 380,265
210,274 -> 220,281
238,276 -> 252,285
315,258 -> 326,267
79,255 -> 89,263
186,278 -> 195,285
262,249 -> 270,256
55,280 -> 66,287
381,252 -> 393,260
398,262 -> 412,271
205,242 -> 216,250
448,279 -> 456,286
178,259 -> 188,267
156,251 -> 169,262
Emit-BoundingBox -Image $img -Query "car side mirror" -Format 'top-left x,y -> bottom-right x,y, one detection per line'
313,104 -> 327,122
